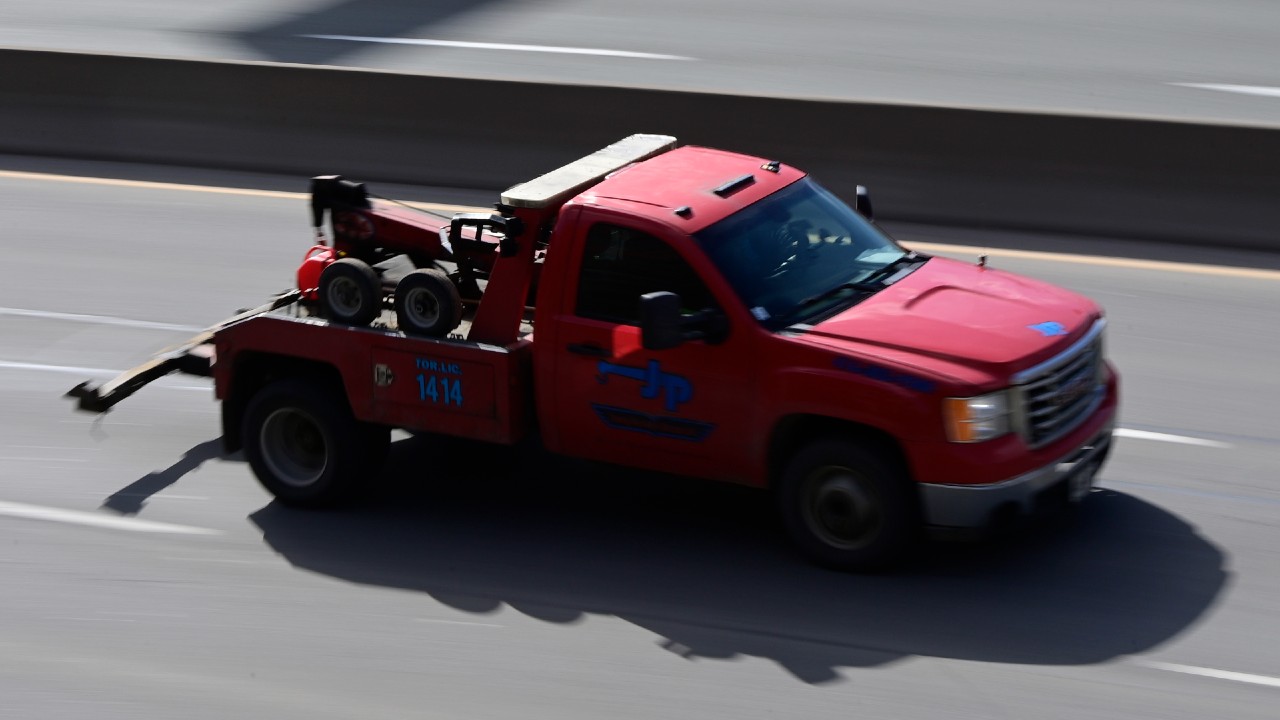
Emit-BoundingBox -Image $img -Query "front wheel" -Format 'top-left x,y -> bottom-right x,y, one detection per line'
777,438 -> 920,572
242,379 -> 386,507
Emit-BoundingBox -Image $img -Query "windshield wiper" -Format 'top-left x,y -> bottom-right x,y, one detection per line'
791,281 -> 882,315
859,251 -> 925,286
785,252 -> 926,322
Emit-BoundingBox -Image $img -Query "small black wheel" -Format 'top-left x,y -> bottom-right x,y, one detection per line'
242,379 -> 383,507
394,269 -> 462,337
777,437 -> 920,572
319,258 -> 380,326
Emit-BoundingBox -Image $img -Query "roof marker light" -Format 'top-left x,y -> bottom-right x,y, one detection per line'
713,174 -> 756,197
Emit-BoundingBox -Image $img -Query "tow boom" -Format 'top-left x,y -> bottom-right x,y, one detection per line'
65,290 -> 302,413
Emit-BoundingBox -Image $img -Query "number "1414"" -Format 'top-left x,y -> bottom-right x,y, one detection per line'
418,374 -> 463,407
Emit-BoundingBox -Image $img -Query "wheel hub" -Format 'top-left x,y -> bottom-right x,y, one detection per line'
260,408 -> 327,488
405,287 -> 440,324
327,276 -> 362,315
805,468 -> 882,550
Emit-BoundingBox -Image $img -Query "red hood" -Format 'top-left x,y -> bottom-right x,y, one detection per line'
801,256 -> 1100,379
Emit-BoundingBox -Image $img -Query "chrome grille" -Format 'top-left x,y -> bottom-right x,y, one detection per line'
1013,319 -> 1106,447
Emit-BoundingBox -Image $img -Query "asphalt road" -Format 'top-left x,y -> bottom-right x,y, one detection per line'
3,0 -> 1280,126
2,157 -> 1279,718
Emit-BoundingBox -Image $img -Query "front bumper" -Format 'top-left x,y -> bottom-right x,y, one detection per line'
918,420 -> 1115,529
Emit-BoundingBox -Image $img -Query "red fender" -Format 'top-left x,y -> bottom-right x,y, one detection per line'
296,245 -> 335,300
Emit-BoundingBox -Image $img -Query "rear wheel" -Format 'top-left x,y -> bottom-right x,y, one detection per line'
319,258 -> 380,326
242,379 -> 386,507
394,269 -> 462,337
777,438 -> 919,571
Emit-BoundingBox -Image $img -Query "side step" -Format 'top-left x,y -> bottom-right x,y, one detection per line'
65,290 -> 301,414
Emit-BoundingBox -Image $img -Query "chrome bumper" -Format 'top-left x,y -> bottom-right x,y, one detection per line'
918,422 -> 1115,529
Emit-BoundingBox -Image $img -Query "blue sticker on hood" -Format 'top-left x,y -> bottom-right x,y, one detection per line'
1028,321 -> 1068,337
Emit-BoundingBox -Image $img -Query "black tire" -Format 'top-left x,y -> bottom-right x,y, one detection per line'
777,438 -> 920,572
394,269 -> 463,337
242,379 -> 383,507
319,258 -> 380,326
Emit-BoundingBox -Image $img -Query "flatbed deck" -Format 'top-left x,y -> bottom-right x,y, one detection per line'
66,291 -> 535,416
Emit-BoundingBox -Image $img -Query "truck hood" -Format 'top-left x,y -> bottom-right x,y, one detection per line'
800,256 -> 1100,378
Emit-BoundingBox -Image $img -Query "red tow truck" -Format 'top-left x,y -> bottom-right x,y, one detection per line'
68,134 -> 1118,571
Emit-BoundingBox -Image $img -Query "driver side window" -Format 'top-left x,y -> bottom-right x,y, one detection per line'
575,223 -> 715,325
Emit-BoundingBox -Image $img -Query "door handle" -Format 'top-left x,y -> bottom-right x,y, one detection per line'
567,343 -> 610,358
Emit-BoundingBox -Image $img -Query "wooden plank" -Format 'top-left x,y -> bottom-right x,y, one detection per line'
500,134 -> 677,209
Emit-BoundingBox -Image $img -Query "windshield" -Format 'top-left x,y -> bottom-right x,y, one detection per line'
692,177 -> 917,329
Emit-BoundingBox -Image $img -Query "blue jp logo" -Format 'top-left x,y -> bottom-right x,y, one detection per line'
1027,321 -> 1069,337
597,359 -> 692,412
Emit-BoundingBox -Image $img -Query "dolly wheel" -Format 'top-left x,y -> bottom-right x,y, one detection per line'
777,438 -> 920,572
395,269 -> 463,337
319,258 -> 380,326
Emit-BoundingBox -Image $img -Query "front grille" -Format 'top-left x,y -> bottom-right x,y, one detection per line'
1013,320 -> 1105,447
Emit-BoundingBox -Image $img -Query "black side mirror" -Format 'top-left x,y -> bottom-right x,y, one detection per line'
854,185 -> 874,221
639,292 -> 684,350
640,292 -> 729,350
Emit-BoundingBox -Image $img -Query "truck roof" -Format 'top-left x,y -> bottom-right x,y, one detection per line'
580,143 -> 806,233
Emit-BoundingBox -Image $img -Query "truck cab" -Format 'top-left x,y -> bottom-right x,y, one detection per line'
526,138 -> 1116,568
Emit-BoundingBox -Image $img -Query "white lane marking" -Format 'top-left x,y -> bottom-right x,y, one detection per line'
414,618 -> 503,628
0,307 -> 201,333
0,445 -> 90,450
1172,83 -> 1280,99
301,34 -> 695,61
1142,661 -> 1280,689
0,359 -> 122,376
0,457 -> 89,463
1114,428 -> 1231,449
0,360 -> 211,391
0,500 -> 220,535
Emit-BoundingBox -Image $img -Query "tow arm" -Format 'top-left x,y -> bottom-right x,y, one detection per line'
64,290 -> 302,414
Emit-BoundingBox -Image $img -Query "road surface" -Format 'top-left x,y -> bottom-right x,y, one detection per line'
1,157 -> 1277,718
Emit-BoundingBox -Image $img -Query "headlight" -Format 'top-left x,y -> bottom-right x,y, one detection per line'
943,390 -> 1011,443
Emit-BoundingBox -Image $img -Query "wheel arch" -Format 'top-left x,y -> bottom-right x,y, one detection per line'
766,413 -> 913,490
221,352 -> 349,454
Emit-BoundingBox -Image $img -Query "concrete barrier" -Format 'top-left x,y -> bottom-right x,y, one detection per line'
2,48 -> 1277,249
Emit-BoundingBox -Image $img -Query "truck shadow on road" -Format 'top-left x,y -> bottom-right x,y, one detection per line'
102,438 -> 226,515
245,434 -> 1228,684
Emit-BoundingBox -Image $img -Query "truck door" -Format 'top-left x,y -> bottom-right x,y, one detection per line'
551,216 -> 758,483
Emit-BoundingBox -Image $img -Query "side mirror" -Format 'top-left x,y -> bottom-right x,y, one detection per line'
640,291 -> 730,350
639,292 -> 684,350
854,185 -> 874,221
